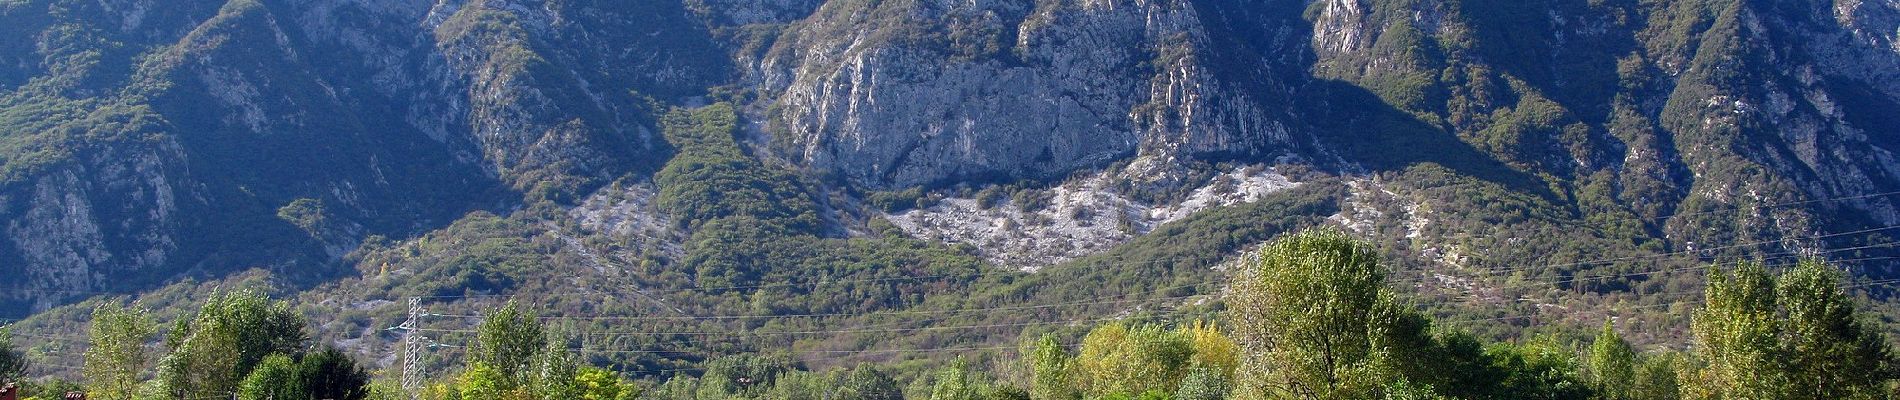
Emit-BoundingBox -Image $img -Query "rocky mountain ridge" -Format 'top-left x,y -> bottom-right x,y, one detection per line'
0,0 -> 1897,326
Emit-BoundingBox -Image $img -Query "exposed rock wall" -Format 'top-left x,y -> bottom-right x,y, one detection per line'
888,165 -> 1299,270
0,0 -> 728,312
5,0 -> 1900,315
0,139 -> 189,311
760,0 -> 1305,190
1297,0 -> 1900,250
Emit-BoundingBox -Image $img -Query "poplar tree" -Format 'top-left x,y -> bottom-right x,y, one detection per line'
1023,334 -> 1077,400
1684,261 -> 1898,399
1683,264 -> 1785,400
930,358 -> 978,400
1630,353 -> 1681,400
1587,322 -> 1637,400
1776,260 -> 1893,399
472,301 -> 546,389
155,290 -> 308,399
0,330 -> 24,383
84,302 -> 155,400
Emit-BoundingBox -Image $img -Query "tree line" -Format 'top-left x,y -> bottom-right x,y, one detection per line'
413,230 -> 1900,399
2,229 -> 1894,399
0,291 -> 380,400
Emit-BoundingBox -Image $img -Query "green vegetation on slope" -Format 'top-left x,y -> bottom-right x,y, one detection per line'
12,230 -> 1891,400
5,0 -> 1899,392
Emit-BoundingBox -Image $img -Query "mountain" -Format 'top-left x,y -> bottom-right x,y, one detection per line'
2,0 -> 1899,381
0,0 -> 731,311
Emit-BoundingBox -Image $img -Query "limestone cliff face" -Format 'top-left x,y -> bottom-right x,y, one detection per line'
281,0 -> 728,191
759,0 -> 1307,190
691,0 -> 822,26
748,0 -> 1900,270
1758,0 -> 1900,226
5,0 -> 1900,315
0,138 -> 189,311
1296,0 -> 1900,251
415,0 -> 731,190
0,0 -> 726,312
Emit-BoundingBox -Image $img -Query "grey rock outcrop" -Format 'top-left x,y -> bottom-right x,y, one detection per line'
760,0 -> 1305,190
0,0 -> 729,312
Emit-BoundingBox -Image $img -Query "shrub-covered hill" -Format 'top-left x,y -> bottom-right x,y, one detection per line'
6,229 -> 1897,400
0,0 -> 1896,317
5,105 -> 1897,389
2,0 -> 1900,395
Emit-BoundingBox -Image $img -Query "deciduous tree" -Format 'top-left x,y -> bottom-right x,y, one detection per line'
472,301 -> 545,389
1587,323 -> 1637,400
1022,334 -> 1076,400
297,347 -> 370,400
238,354 -> 302,400
155,290 -> 307,399
1776,260 -> 1893,399
1228,230 -> 1418,399
84,302 -> 155,400
1075,323 -> 1191,398
1683,264 -> 1786,399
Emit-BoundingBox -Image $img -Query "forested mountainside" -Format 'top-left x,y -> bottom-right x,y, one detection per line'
2,0 -> 1900,397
